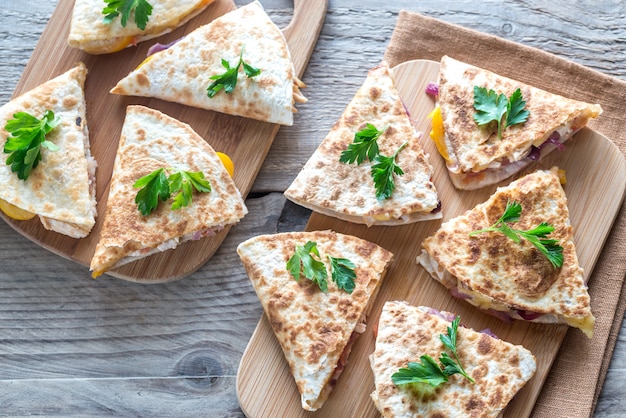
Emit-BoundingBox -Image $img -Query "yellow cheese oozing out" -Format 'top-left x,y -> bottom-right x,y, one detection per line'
0,199 -> 36,220
216,152 -> 234,177
428,106 -> 449,161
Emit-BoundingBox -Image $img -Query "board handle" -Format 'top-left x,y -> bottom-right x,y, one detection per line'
283,0 -> 329,76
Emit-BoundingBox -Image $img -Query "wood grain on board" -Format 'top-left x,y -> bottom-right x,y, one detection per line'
0,0 -> 327,282
236,60 -> 626,418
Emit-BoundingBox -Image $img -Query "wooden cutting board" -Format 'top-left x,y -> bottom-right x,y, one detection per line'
0,0 -> 328,282
237,60 -> 626,417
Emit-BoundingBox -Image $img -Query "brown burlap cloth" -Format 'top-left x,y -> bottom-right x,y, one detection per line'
383,11 -> 626,418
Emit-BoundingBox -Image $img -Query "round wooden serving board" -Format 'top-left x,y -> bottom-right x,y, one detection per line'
0,0 -> 328,283
236,59 -> 626,417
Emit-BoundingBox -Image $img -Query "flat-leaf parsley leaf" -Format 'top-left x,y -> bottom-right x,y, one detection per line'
286,242 -> 357,293
207,47 -> 261,98
102,0 -> 153,30
371,141 -> 408,200
286,241 -> 328,292
3,110 -> 60,180
339,123 -> 387,164
473,86 -> 529,139
469,200 -> 564,268
392,316 -> 474,389
327,255 -> 356,293
133,167 -> 211,216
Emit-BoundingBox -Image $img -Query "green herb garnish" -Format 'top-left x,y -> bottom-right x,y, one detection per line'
328,256 -> 356,293
286,241 -> 357,293
133,167 -> 211,216
371,141 -> 408,200
469,200 -> 564,268
207,47 -> 261,98
392,316 -> 474,388
473,86 -> 529,139
102,0 -> 153,30
3,110 -> 60,180
339,123 -> 388,164
287,241 -> 328,291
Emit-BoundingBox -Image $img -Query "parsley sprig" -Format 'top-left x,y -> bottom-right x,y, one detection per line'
133,167 -> 211,216
371,141 -> 408,200
392,316 -> 475,387
102,0 -> 153,30
473,86 -> 529,139
3,110 -> 60,180
339,123 -> 387,164
207,47 -> 261,98
469,200 -> 564,268
340,124 -> 407,200
286,241 -> 357,293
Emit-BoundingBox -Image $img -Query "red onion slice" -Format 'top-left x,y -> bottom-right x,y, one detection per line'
147,38 -> 182,57
516,310 -> 544,321
425,82 -> 439,97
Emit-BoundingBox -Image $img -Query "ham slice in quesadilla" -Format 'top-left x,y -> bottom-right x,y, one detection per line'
110,1 -> 306,126
431,55 -> 602,190
68,0 -> 215,54
237,230 -> 393,411
370,301 -> 536,417
0,63 -> 97,238
284,62 -> 441,226
90,105 -> 247,278
418,167 -> 595,337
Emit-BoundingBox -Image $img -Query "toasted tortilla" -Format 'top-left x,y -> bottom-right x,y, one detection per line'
370,301 -> 536,418
110,1 -> 306,126
0,63 -> 97,238
284,63 -> 440,226
90,105 -> 247,277
237,230 -> 394,411
436,55 -> 602,190
418,167 -> 595,337
68,0 -> 215,54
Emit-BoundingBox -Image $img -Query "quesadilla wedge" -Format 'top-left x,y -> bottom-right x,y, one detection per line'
90,105 -> 247,277
110,1 -> 306,126
284,62 -> 441,226
68,0 -> 215,54
237,230 -> 393,411
370,301 -> 536,418
430,55 -> 602,190
0,63 -> 97,238
418,167 -> 595,337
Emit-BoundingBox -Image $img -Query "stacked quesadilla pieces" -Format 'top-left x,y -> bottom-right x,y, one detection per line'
0,63 -> 97,238
430,55 -> 602,190
90,105 -> 247,278
418,167 -> 595,337
110,1 -> 306,126
237,230 -> 394,411
370,301 -> 537,418
68,0 -> 216,54
285,62 -> 441,226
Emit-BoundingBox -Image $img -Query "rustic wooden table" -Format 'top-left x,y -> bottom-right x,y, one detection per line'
0,0 -> 623,416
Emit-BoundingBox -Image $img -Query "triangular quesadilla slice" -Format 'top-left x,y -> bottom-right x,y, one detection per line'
68,0 -> 215,54
430,55 -> 602,190
418,167 -> 595,337
0,63 -> 97,238
90,105 -> 247,277
237,230 -> 394,411
370,301 -> 536,417
110,1 -> 306,125
284,62 -> 441,226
